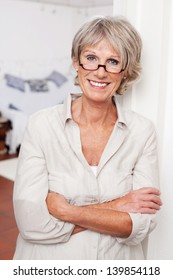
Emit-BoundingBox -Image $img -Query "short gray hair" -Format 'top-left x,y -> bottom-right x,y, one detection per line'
71,16 -> 142,94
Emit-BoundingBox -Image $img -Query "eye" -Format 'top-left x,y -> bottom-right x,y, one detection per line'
107,58 -> 120,65
86,55 -> 97,62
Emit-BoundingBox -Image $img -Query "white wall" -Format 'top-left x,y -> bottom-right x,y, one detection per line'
71,5 -> 113,35
154,0 -> 173,259
0,1 -> 73,78
0,1 -> 113,79
116,0 -> 173,259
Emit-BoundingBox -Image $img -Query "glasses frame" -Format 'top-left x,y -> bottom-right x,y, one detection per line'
79,59 -> 126,74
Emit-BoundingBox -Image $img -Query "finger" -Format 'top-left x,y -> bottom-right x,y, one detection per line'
138,187 -> 161,195
140,201 -> 161,210
151,195 -> 162,205
141,194 -> 162,205
140,208 -> 157,214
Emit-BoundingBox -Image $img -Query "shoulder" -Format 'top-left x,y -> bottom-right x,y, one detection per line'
30,104 -> 63,121
126,110 -> 154,127
123,109 -> 156,138
115,97 -> 155,135
27,104 -> 63,131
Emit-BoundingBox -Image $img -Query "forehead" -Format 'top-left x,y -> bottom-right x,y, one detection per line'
81,39 -> 120,57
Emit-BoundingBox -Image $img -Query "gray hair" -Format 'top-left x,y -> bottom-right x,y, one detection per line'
71,15 -> 142,94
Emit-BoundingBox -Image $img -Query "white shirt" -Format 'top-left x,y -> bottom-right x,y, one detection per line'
90,166 -> 98,176
13,93 -> 159,260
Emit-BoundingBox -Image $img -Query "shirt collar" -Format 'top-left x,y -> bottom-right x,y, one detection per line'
112,95 -> 128,128
62,93 -> 128,128
61,93 -> 80,127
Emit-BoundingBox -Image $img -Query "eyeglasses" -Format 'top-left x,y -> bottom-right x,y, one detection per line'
79,55 -> 126,74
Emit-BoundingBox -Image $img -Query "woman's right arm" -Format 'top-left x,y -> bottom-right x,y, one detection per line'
13,114 -> 75,244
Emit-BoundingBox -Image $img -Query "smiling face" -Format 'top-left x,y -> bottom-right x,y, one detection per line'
73,39 -> 125,104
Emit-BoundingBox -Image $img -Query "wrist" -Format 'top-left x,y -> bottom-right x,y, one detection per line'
61,203 -> 78,222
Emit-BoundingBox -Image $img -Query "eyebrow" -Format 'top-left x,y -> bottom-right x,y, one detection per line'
82,49 -> 120,59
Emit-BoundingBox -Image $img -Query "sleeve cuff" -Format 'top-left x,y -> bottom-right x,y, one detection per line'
116,212 -> 157,246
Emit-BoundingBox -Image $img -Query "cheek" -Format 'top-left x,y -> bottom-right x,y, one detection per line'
78,69 -> 90,83
111,75 -> 123,87
111,72 -> 123,81
111,79 -> 122,89
77,73 -> 84,85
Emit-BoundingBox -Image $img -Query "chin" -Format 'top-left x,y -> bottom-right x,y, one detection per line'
87,93 -> 112,103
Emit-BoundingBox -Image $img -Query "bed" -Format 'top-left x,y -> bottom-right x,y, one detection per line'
0,70 -> 80,154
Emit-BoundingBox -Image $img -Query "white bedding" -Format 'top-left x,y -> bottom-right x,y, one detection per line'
0,77 -> 80,153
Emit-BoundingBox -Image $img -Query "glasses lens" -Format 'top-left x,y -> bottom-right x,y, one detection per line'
83,63 -> 97,70
106,63 -> 123,73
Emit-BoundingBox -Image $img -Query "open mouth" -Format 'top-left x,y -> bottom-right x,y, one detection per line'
89,80 -> 109,88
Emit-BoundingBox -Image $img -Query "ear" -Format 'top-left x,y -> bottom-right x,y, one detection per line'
123,70 -> 128,78
73,57 -> 79,71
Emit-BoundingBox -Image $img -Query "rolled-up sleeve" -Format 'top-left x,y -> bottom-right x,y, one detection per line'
117,122 -> 159,245
13,115 -> 75,244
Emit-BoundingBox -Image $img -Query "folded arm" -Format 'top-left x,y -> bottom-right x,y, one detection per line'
46,186 -> 161,237
13,115 -> 75,244
46,123 -> 162,243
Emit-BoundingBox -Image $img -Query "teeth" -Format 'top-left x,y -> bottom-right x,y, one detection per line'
90,81 -> 107,87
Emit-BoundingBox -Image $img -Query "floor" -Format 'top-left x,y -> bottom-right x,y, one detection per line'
0,153 -> 18,260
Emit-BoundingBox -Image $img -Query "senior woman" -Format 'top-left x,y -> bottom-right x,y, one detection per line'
13,16 -> 161,260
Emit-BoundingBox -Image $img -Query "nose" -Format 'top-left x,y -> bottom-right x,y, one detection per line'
97,64 -> 107,71
95,64 -> 107,77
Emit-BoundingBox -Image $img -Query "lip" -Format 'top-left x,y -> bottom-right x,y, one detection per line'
88,79 -> 110,89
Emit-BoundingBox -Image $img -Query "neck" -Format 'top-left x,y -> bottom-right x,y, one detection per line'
72,95 -> 117,127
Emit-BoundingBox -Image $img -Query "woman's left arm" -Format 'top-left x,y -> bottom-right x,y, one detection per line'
116,122 -> 160,245
46,192 -> 132,237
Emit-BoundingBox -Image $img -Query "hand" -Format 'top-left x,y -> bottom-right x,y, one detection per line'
107,187 -> 162,214
46,192 -> 70,220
